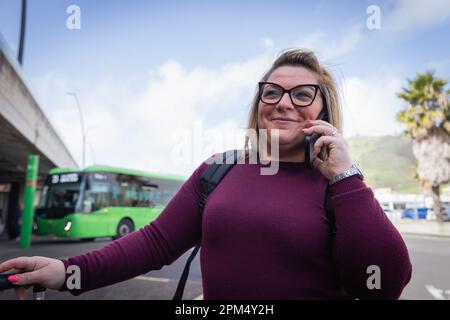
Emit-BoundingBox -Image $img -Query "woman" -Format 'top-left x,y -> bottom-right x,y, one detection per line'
0,49 -> 412,300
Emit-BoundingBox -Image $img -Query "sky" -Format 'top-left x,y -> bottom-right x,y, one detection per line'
0,0 -> 450,176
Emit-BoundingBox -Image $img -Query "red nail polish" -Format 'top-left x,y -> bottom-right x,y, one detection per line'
8,275 -> 19,283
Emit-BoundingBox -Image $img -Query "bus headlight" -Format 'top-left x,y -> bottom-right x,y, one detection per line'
63,221 -> 72,232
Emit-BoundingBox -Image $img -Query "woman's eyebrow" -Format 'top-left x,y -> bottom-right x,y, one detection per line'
267,82 -> 320,88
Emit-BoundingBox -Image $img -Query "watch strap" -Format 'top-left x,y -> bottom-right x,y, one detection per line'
329,164 -> 363,186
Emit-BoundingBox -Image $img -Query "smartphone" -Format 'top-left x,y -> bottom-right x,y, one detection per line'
304,108 -> 329,168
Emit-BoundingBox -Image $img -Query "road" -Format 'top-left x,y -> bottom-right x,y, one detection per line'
0,234 -> 449,300
0,236 -> 203,300
400,235 -> 450,300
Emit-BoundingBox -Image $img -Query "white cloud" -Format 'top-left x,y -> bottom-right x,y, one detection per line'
341,76 -> 406,137
31,35 -> 409,177
384,0 -> 450,32
425,58 -> 450,71
261,38 -> 275,50
32,52 -> 274,176
293,24 -> 363,61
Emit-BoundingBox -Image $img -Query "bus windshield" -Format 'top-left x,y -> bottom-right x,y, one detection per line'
37,172 -> 84,218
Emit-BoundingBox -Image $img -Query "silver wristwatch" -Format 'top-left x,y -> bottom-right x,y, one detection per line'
328,164 -> 364,186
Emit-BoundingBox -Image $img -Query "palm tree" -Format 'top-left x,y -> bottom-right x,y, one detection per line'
397,71 -> 450,223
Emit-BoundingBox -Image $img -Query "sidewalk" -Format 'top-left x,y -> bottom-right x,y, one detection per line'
391,219 -> 450,238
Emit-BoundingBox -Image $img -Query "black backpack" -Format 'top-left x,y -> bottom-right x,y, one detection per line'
172,150 -> 335,300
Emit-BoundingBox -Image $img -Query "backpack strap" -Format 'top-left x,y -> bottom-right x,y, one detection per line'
197,150 -> 242,219
173,150 -> 241,300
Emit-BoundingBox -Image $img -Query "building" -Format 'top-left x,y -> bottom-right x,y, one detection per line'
0,34 -> 78,238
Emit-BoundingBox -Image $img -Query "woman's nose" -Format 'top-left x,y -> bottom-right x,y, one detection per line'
276,92 -> 295,111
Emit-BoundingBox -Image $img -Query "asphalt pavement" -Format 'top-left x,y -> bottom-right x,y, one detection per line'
0,234 -> 449,300
400,234 -> 450,300
0,236 -> 203,300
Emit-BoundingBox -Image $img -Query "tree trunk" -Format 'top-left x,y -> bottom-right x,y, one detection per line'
431,185 -> 443,224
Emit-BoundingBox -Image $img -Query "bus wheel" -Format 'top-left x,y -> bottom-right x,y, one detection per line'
114,219 -> 134,239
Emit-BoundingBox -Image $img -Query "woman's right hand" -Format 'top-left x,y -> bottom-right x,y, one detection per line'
0,256 -> 66,300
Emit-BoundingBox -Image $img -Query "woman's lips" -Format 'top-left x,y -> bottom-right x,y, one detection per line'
271,118 -> 299,125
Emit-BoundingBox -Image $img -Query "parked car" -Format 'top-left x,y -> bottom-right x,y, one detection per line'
417,205 -> 450,221
402,207 -> 428,219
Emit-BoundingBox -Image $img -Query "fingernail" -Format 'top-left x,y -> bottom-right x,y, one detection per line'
8,275 -> 19,283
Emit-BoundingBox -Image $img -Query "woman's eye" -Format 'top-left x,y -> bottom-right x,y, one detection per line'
295,91 -> 312,99
264,90 -> 280,97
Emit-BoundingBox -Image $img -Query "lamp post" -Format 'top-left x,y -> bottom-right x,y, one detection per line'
18,0 -> 27,65
67,92 -> 86,168
86,126 -> 97,165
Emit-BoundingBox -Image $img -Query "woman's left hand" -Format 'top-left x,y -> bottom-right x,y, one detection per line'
302,120 -> 353,180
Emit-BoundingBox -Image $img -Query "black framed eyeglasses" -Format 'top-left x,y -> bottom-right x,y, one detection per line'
258,81 -> 321,107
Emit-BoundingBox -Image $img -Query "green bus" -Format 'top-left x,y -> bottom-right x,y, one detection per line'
35,165 -> 185,240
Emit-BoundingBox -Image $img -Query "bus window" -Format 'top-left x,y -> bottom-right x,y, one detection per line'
139,184 -> 158,207
108,174 -> 138,207
109,174 -> 159,208
110,174 -> 131,207
126,177 -> 140,207
83,173 -> 112,211
38,185 -> 49,208
151,178 -> 183,205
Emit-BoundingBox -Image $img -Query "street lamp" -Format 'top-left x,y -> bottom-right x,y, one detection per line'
18,0 -> 27,65
66,92 -> 86,168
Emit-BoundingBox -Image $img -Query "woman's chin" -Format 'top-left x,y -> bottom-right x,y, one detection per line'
266,138 -> 304,154
274,132 -> 304,146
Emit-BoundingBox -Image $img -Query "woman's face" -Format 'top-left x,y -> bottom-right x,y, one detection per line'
257,65 -> 324,151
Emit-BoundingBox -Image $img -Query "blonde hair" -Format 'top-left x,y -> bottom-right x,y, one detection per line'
244,48 -> 343,161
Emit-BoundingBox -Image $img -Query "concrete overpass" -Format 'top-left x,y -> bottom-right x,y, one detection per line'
0,34 -> 78,237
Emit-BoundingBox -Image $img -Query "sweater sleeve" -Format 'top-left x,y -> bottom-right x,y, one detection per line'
59,160 -> 209,295
329,175 -> 412,299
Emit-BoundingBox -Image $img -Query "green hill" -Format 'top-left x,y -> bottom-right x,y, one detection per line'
347,135 -> 420,193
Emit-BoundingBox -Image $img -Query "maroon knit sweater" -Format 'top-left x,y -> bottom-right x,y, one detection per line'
61,159 -> 412,299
